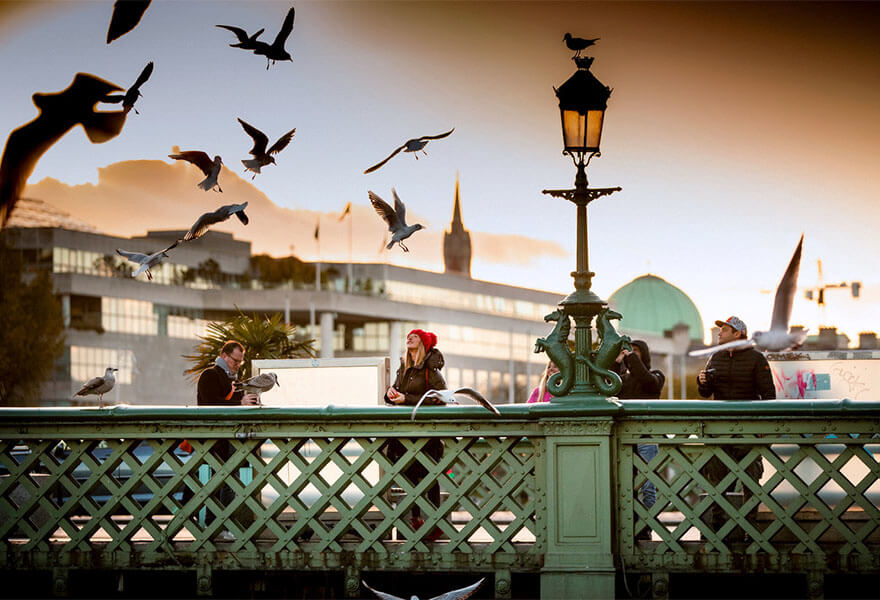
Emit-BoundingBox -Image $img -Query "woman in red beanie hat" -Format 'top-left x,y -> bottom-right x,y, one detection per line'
384,329 -> 447,537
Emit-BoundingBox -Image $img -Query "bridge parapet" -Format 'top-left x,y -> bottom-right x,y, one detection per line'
0,400 -> 877,598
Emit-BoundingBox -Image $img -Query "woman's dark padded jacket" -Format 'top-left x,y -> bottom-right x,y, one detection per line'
697,347 -> 776,400
385,348 -> 447,405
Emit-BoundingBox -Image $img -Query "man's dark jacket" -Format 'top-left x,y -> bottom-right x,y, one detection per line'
197,364 -> 244,406
697,347 -> 775,400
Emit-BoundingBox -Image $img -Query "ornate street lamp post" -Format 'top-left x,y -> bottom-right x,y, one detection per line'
535,52 -> 630,404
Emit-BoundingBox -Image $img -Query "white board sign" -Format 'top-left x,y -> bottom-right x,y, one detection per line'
251,357 -> 390,407
767,351 -> 880,400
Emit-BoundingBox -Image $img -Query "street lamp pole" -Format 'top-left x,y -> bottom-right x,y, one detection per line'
536,53 -> 630,404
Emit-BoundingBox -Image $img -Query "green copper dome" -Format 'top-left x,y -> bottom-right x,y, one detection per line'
607,274 -> 704,341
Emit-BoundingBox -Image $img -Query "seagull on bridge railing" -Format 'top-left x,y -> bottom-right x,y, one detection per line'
411,388 -> 501,421
74,367 -> 118,407
362,577 -> 485,600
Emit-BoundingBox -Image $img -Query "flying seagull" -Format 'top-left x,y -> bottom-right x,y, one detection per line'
107,0 -> 151,44
563,33 -> 600,56
363,128 -> 455,174
237,118 -> 296,179
690,234 -> 807,357
252,6 -> 295,69
74,367 -> 118,407
103,62 -> 153,114
1,73 -> 127,228
169,151 -> 224,192
234,372 -> 280,399
215,24 -> 265,50
369,189 -> 423,252
411,388 -> 501,421
116,241 -> 178,281
362,577 -> 485,600
181,202 -> 249,242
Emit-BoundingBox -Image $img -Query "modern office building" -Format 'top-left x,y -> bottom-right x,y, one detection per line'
6,190 -> 704,407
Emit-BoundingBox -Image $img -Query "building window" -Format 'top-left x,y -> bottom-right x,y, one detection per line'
70,346 -> 135,387
102,297 -> 158,335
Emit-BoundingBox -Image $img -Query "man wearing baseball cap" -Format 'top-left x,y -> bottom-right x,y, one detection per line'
697,316 -> 775,400
696,316 -> 775,542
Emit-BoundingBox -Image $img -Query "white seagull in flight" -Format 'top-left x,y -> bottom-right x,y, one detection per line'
363,128 -> 455,174
690,234 -> 807,356
411,388 -> 501,420
369,188 -> 424,252
116,241 -> 178,281
169,150 -> 224,192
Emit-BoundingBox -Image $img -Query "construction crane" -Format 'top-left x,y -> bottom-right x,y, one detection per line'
804,259 -> 861,323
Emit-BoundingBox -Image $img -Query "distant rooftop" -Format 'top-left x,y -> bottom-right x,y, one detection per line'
6,198 -> 100,233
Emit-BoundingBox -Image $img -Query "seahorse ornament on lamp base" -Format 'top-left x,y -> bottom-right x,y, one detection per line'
535,306 -> 631,403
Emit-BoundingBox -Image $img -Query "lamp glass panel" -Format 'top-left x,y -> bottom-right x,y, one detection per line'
586,110 -> 604,149
561,108 -> 605,152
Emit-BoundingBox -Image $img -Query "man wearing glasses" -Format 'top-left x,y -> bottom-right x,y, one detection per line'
197,340 -> 259,407
195,340 -> 259,542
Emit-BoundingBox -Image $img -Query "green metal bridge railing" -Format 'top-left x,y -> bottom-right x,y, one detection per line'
1,400 -> 878,598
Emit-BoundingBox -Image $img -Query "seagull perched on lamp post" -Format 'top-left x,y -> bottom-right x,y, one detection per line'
689,234 -> 807,357
563,33 -> 600,56
411,388 -> 501,420
102,62 -> 153,114
369,188 -> 423,252
180,202 -> 249,243
362,577 -> 485,600
237,118 -> 295,179
169,151 -> 224,192
74,367 -> 118,407
363,128 -> 455,174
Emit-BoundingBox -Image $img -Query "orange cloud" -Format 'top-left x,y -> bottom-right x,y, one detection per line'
23,158 -> 566,271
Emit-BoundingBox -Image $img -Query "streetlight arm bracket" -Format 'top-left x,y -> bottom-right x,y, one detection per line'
541,186 -> 622,206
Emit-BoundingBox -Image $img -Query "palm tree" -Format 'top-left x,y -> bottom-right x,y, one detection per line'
183,309 -> 316,381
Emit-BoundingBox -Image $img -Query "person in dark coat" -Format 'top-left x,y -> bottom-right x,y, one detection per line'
613,340 -> 665,539
194,341 -> 258,541
383,329 -> 447,536
696,316 -> 775,541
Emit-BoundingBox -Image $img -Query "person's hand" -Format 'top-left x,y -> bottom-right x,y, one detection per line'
616,348 -> 631,364
697,370 -> 707,385
242,393 -> 260,406
386,387 -> 404,404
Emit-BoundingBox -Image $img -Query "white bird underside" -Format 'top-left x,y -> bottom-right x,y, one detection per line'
411,387 -> 500,420
689,234 -> 806,357
361,577 -> 485,600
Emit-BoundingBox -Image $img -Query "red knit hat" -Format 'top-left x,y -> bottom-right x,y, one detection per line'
408,329 -> 437,351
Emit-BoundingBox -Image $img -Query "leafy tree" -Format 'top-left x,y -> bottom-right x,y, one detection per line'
0,239 -> 65,404
183,309 -> 316,381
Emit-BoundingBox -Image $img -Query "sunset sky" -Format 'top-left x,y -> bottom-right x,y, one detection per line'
1,1 -> 878,344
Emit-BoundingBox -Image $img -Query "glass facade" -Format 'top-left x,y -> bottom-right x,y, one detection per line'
385,280 -> 557,321
70,346 -> 135,386
102,297 -> 158,336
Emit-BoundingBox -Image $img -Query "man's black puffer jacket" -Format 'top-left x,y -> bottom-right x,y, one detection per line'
697,347 -> 775,400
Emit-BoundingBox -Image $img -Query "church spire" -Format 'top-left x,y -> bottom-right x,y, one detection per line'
443,171 -> 472,277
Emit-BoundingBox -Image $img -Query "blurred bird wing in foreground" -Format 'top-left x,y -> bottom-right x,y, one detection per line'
1,73 -> 127,227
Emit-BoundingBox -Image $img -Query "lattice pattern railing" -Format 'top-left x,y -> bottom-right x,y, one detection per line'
617,417 -> 880,566
0,422 -> 542,567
